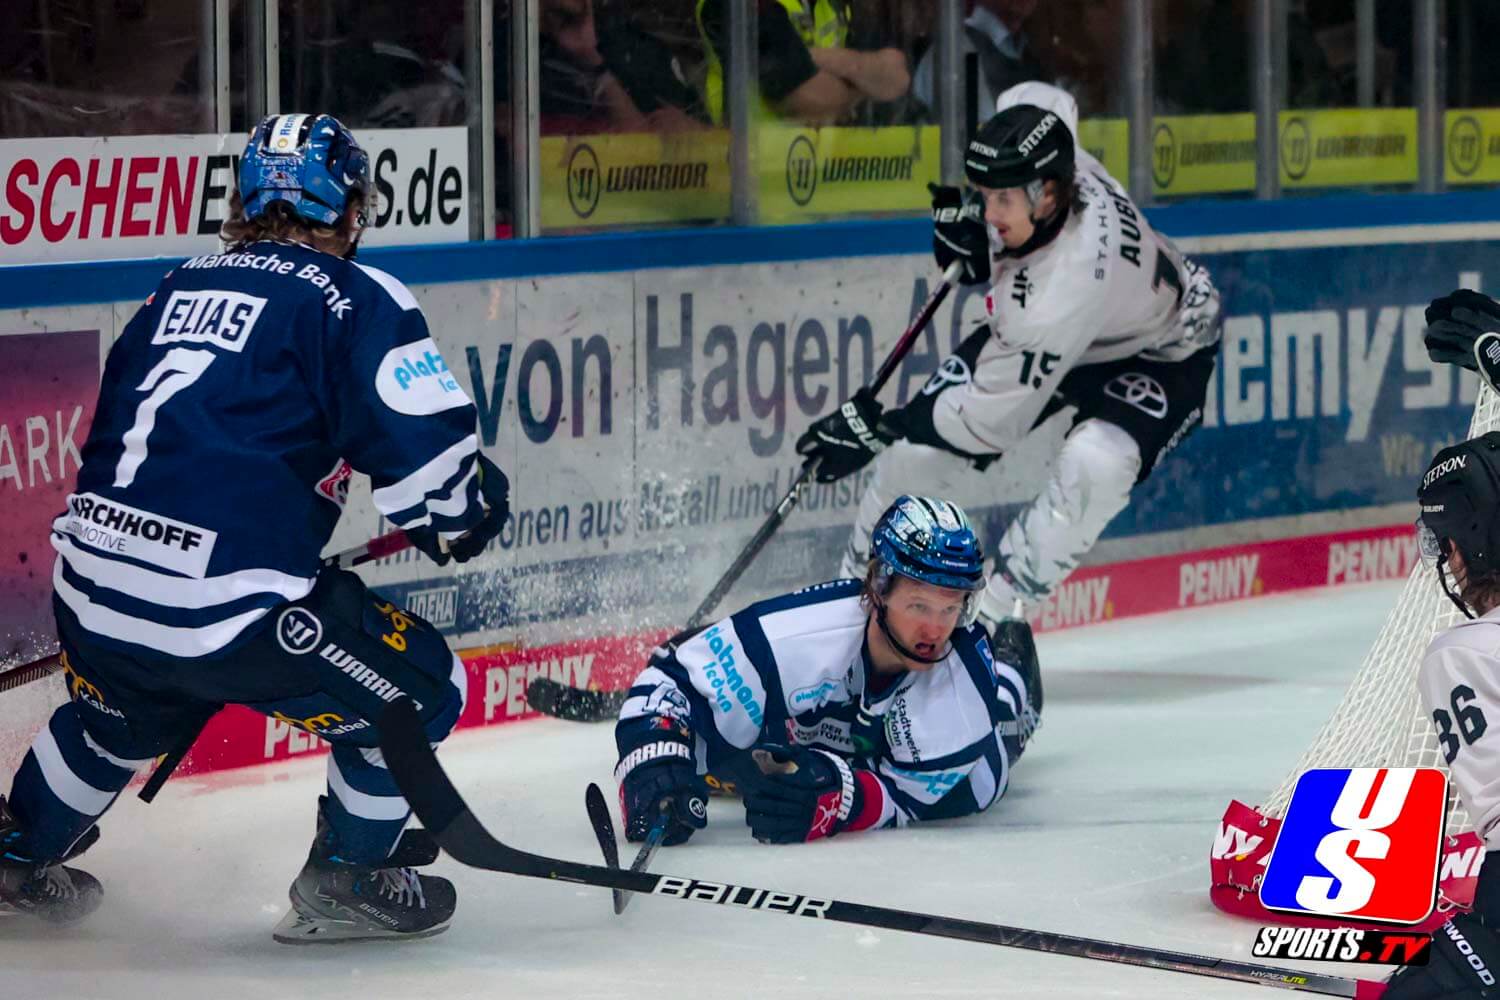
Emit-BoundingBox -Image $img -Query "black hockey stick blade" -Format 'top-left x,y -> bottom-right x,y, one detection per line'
583,782 -> 626,913
527,677 -> 626,723
377,700 -> 1381,998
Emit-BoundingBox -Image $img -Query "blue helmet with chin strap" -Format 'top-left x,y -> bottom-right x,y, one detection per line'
870,496 -> 986,648
238,113 -> 370,228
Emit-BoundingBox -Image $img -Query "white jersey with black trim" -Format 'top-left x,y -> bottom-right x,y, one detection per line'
929,83 -> 1220,458
1419,606 -> 1500,850
618,579 -> 1031,828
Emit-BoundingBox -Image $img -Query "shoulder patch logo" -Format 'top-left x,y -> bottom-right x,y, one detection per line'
375,338 -> 471,416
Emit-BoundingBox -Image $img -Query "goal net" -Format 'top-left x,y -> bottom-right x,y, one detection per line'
1208,385 -> 1498,930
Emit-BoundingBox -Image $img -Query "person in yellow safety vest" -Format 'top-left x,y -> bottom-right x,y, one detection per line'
696,0 -> 910,126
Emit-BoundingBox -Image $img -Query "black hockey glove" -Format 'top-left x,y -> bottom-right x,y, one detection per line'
1426,289 -> 1500,395
795,388 -> 896,483
735,744 -> 866,844
405,453 -> 511,567
1383,913 -> 1500,999
615,717 -> 709,846
981,612 -> 1043,753
1386,850 -> 1500,999
930,183 -> 990,287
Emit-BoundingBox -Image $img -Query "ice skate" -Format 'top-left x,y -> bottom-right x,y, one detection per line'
273,799 -> 455,945
0,797 -> 103,925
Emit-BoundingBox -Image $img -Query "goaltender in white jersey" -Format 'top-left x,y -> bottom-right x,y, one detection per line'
796,82 -> 1223,643
612,496 -> 1039,847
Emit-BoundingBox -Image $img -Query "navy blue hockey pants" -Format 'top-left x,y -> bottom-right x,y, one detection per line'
8,568 -> 466,865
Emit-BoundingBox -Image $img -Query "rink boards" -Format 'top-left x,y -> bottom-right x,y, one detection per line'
1,195 -> 1495,777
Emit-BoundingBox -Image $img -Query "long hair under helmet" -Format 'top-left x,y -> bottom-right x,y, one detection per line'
869,495 -> 986,663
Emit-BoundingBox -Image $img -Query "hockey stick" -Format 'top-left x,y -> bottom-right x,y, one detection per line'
527,260 -> 967,723
0,526 -> 417,695
584,783 -> 672,915
585,784 -> 671,915
377,700 -> 1384,998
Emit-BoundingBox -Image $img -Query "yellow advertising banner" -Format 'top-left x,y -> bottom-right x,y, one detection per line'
1076,118 -> 1129,188
757,125 -> 939,224
1444,109 -> 1500,185
1151,114 -> 1256,196
1277,108 -> 1417,189
539,131 -> 732,230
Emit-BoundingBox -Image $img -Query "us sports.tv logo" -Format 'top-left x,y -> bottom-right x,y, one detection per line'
1259,767 -> 1447,924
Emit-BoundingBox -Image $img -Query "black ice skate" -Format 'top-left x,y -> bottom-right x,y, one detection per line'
272,798 -> 455,944
0,797 -> 104,925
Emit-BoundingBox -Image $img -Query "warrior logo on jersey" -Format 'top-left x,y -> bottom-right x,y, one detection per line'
1104,372 -> 1169,419
315,459 -> 353,507
277,607 -> 323,655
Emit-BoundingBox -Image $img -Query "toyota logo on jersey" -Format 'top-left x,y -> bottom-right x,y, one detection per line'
922,355 -> 973,396
1104,372 -> 1169,419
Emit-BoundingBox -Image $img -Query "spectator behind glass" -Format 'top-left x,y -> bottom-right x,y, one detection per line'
535,0 -> 706,134
1155,0 -> 1334,114
695,0 -> 910,127
910,0 -> 1049,123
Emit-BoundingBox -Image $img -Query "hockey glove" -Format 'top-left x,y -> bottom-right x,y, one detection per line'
1383,913 -> 1500,999
615,718 -> 709,846
447,453 -> 510,563
405,453 -> 511,567
735,744 -> 868,844
795,388 -> 896,483
1426,289 -> 1500,395
981,612 -> 1043,753
1386,850 -> 1500,999
930,183 -> 990,287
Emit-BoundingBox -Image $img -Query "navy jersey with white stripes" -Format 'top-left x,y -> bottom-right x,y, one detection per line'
50,240 -> 486,658
618,580 -> 1030,828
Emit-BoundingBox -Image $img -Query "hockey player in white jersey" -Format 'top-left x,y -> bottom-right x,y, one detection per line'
0,114 -> 508,941
1384,431 -> 1500,998
796,82 -> 1222,647
613,496 -> 1037,846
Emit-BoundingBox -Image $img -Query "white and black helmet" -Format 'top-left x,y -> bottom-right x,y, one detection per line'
964,103 -> 1076,191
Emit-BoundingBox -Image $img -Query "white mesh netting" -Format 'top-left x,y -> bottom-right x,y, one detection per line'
1257,383 -> 1500,836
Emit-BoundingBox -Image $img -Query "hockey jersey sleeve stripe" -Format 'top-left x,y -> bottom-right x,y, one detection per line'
52,559 -> 280,659
354,262 -> 421,312
371,435 -> 479,523
845,769 -> 892,832
326,754 -> 412,821
51,533 -> 315,610
30,718 -> 131,815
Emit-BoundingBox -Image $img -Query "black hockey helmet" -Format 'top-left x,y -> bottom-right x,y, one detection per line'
964,103 -> 1076,190
1416,432 -> 1500,613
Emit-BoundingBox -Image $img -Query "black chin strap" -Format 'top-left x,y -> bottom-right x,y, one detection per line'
873,600 -> 953,665
1001,202 -> 1068,259
1437,552 -> 1477,620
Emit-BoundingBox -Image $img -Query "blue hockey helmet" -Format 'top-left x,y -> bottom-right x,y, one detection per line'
238,113 -> 371,227
871,495 -> 986,596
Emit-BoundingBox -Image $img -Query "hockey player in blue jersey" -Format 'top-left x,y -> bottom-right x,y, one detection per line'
0,114 -> 508,942
614,496 -> 1039,846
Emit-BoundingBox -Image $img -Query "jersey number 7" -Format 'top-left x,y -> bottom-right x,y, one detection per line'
113,347 -> 218,488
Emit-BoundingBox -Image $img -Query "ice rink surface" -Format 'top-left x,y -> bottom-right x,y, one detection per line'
2,580 -> 1406,999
